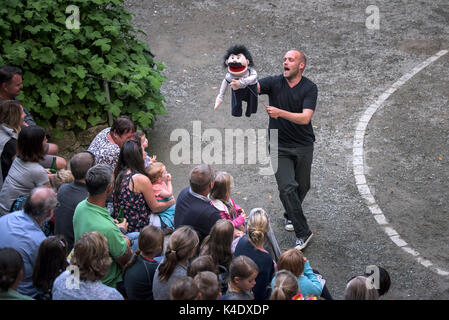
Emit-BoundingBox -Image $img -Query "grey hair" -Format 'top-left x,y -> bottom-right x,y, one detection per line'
24,187 -> 58,220
85,164 -> 113,196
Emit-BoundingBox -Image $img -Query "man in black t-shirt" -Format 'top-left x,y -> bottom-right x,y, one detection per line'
258,50 -> 318,251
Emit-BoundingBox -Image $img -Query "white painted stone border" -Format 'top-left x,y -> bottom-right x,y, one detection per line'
353,49 -> 449,277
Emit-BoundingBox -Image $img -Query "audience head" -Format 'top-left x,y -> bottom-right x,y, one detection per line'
85,164 -> 113,196
70,151 -> 96,181
187,255 -> 218,278
24,187 -> 58,224
270,270 -> 299,300
209,171 -> 233,202
344,276 -> 379,300
170,276 -> 199,300
123,226 -> 164,276
200,219 -> 234,269
17,125 -> 46,162
32,235 -> 68,293
70,231 -> 112,282
194,271 -> 221,300
110,116 -> 136,148
0,100 -> 25,132
229,255 -> 258,292
146,162 -> 166,184
49,169 -> 74,191
277,248 -> 305,277
189,163 -> 214,195
0,65 -> 23,99
158,226 -> 199,282
134,130 -> 148,149
246,208 -> 270,247
0,247 -> 24,292
364,265 -> 391,297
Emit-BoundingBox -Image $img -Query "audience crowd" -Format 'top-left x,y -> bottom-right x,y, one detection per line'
0,64 -> 393,301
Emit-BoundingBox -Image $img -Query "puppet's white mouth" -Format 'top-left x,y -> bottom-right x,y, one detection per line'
229,65 -> 247,73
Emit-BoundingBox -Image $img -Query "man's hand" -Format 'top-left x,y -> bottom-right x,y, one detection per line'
266,105 -> 281,119
115,218 -> 128,233
230,79 -> 241,90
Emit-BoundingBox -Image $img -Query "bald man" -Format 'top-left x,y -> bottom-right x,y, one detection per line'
257,50 -> 318,251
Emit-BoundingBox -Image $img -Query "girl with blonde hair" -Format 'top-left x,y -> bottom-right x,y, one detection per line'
270,270 -> 299,300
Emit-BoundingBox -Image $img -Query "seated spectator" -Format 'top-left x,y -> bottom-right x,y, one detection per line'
88,115 -> 136,171
72,164 -> 133,289
174,163 -> 221,244
146,161 -> 176,231
52,231 -> 123,300
276,248 -> 333,300
187,255 -> 218,278
0,66 -> 65,170
0,248 -> 34,300
169,276 -> 199,300
32,235 -> 68,300
49,169 -> 74,191
153,226 -> 199,300
0,125 -> 50,215
112,140 -> 174,233
233,208 -> 276,300
200,219 -> 234,294
0,100 -> 25,188
194,271 -> 221,300
209,171 -> 246,238
135,130 -> 155,167
344,276 -> 379,300
270,270 -> 299,300
364,265 -> 391,298
0,187 -> 57,297
222,255 -> 258,300
123,226 -> 164,300
54,151 -> 95,253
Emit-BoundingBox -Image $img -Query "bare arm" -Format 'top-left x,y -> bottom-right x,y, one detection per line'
266,106 -> 314,125
133,174 -> 175,212
115,244 -> 133,267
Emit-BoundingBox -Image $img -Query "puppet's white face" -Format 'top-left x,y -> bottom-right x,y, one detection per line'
226,53 -> 249,77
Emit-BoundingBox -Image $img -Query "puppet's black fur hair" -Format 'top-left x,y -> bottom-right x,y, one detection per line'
223,45 -> 254,68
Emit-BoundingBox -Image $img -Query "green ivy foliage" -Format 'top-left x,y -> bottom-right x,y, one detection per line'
0,0 -> 166,136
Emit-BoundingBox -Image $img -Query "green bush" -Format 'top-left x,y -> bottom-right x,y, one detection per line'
0,0 -> 166,136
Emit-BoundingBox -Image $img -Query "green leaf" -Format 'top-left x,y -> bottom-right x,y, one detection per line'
88,115 -> 102,126
93,38 -> 111,52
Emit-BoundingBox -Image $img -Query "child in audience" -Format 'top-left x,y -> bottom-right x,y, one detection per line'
49,169 -> 74,191
123,226 -> 164,300
32,235 -> 69,300
187,255 -> 218,278
200,219 -> 234,294
146,162 -> 175,231
0,248 -> 34,300
364,265 -> 391,298
209,171 -> 246,238
153,226 -> 199,300
194,271 -> 221,300
222,255 -> 258,300
135,130 -> 156,168
170,276 -> 199,300
270,270 -> 299,300
344,276 -> 379,300
276,248 -> 333,299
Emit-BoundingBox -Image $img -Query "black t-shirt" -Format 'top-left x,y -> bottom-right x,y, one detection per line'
123,255 -> 158,300
259,75 -> 318,147
1,138 -> 16,180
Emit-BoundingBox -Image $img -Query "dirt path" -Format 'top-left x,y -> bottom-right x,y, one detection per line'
123,0 -> 449,299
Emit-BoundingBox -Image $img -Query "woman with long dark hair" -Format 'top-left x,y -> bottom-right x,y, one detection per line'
0,125 -> 50,215
112,139 -> 174,233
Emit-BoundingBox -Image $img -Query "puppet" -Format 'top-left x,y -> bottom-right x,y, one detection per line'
214,45 -> 258,117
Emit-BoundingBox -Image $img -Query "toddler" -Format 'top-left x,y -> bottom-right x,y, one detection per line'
135,130 -> 156,168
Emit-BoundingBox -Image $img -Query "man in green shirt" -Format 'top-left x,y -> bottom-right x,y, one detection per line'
73,164 -> 132,288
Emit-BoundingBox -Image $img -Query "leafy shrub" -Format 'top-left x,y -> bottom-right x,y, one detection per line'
0,0 -> 166,136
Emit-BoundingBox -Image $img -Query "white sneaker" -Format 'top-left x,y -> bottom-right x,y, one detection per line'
295,232 -> 313,251
284,219 -> 294,232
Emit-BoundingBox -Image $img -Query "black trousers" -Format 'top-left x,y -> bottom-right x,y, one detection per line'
231,84 -> 258,117
270,145 -> 313,238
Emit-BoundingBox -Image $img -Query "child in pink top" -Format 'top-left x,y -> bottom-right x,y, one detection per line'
146,162 -> 175,231
209,171 -> 246,238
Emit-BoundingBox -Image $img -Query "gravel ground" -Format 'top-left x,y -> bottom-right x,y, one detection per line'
122,0 -> 449,299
